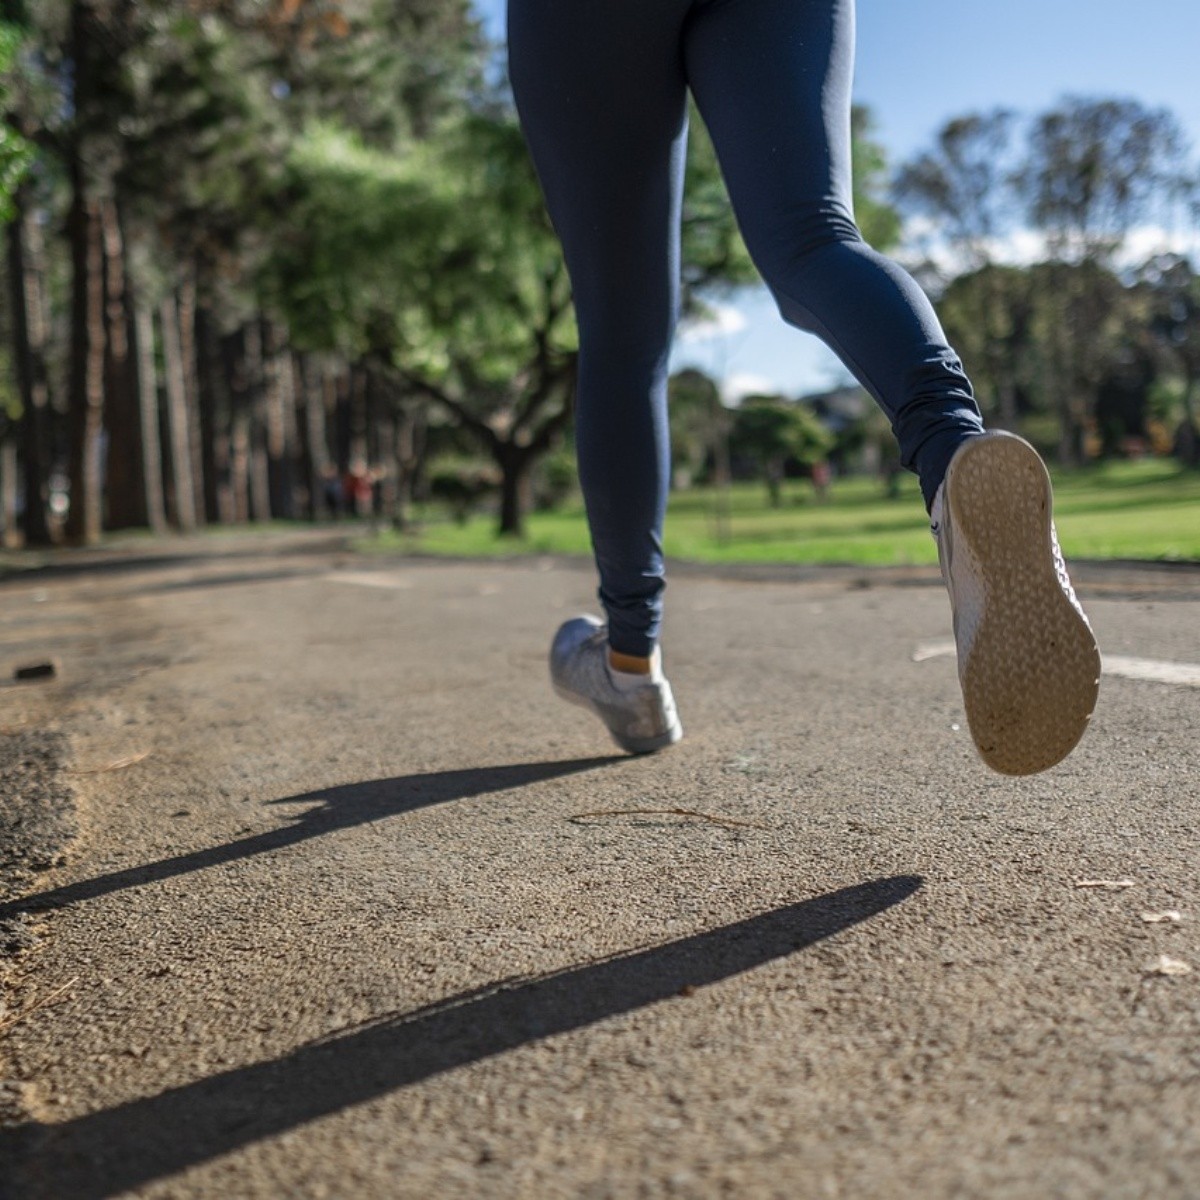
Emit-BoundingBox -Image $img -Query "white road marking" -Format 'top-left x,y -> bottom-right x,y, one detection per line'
323,571 -> 413,590
911,639 -> 956,663
913,641 -> 1200,688
1103,655 -> 1200,687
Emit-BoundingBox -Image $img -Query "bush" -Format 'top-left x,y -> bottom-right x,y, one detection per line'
428,460 -> 499,525
533,451 -> 577,512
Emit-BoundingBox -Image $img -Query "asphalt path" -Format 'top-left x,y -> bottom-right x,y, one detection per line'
1,533 -> 1197,1198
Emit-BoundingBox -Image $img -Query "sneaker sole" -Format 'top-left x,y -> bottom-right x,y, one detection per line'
552,683 -> 683,755
945,433 -> 1101,775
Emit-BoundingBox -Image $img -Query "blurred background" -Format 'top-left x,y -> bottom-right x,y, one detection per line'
1,0 -> 1197,562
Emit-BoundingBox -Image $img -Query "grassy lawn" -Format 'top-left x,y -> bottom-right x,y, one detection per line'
362,459 -> 1200,567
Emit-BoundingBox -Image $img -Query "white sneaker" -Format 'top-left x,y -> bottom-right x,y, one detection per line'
549,616 -> 683,754
932,431 -> 1101,775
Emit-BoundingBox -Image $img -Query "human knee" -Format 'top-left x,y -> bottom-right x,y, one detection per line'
751,202 -> 863,278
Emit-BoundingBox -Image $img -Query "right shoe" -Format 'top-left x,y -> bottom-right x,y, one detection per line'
932,431 -> 1101,775
549,615 -> 683,754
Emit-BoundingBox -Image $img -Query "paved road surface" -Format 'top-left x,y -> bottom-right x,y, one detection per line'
1,534 -> 1198,1198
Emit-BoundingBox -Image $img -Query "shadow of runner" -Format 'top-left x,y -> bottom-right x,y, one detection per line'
4,875 -> 922,1199
0,758 -> 622,918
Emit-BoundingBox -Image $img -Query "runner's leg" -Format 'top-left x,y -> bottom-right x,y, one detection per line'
508,0 -> 691,656
683,0 -> 984,508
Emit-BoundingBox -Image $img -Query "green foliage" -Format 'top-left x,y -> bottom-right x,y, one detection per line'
268,114 -> 575,390
264,124 -> 437,355
427,457 -> 498,524
729,394 -> 834,505
391,114 -> 576,399
260,0 -> 484,145
731,395 -> 832,463
896,98 -> 1199,462
668,368 -> 726,486
851,106 -> 902,251
681,107 -> 757,304
0,21 -> 34,220
532,449 -> 577,511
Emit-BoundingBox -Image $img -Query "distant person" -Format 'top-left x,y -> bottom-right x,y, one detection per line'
321,465 -> 344,520
810,460 -> 831,503
510,0 -> 1100,774
343,462 -> 373,518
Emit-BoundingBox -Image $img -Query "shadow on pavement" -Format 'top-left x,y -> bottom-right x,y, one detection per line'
0,533 -> 352,586
3,874 -> 922,1199
0,758 -> 621,919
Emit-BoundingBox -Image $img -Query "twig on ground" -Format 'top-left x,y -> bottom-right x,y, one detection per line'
0,977 -> 79,1036
68,751 -> 152,774
569,807 -> 768,830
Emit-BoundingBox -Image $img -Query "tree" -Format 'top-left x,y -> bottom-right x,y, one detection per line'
893,111 -> 1030,426
896,98 -> 1192,463
268,88 -> 763,537
0,18 -> 32,219
0,0 -> 486,540
1016,98 -> 1188,462
667,368 -> 727,488
1017,98 -> 1187,266
2,6 -> 58,544
259,0 -> 483,146
935,263 -> 1037,428
893,110 -> 1018,272
1136,254 -> 1200,465
729,394 -> 832,507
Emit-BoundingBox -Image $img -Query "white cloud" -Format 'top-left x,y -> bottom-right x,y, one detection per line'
721,373 -> 777,405
677,303 -> 748,344
1119,224 -> 1200,266
900,220 -> 1200,276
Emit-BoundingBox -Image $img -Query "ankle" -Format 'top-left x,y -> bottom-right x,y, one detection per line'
608,648 -> 654,676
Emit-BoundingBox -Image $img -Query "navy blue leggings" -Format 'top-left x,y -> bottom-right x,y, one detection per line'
509,0 -> 984,657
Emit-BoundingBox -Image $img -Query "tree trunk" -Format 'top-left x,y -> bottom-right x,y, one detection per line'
1176,374 -> 1199,468
766,456 -> 784,508
374,407 -> 396,529
393,401 -> 427,531
242,321 -> 271,521
65,1 -> 106,545
348,364 -> 369,474
221,328 -> 250,523
131,299 -> 168,533
176,273 -> 206,526
299,356 -> 331,520
195,303 -> 229,523
331,366 -> 351,476
496,446 -> 532,537
263,322 -> 297,519
101,199 -> 148,530
709,393 -> 732,545
65,183 -> 106,545
160,293 -> 198,531
6,188 -> 53,546
0,440 -> 18,547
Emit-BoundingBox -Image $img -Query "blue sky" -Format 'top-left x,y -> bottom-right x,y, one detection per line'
473,0 -> 1200,397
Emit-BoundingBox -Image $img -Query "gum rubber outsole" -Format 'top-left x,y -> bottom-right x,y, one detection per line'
944,434 -> 1101,775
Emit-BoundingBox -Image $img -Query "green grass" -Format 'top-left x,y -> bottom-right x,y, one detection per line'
362,459 -> 1200,567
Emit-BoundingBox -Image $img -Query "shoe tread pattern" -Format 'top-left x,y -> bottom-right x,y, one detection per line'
947,435 -> 1101,775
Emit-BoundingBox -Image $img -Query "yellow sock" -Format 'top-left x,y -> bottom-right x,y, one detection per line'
608,649 -> 653,676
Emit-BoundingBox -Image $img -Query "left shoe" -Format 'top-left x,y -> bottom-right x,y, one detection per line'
932,431 -> 1101,775
549,616 -> 683,755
